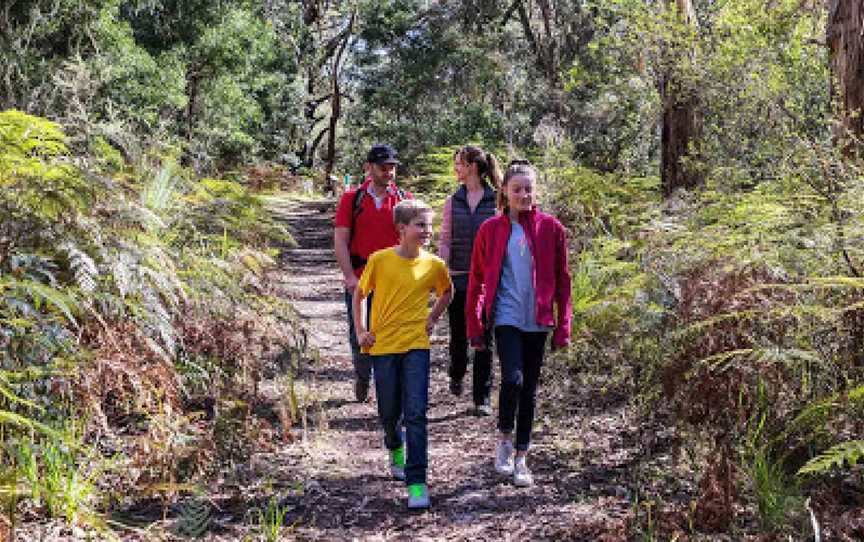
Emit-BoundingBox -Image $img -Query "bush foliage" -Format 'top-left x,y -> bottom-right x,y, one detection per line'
0,110 -> 306,531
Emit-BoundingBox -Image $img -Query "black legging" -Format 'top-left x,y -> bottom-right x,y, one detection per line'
494,325 -> 548,451
447,288 -> 492,405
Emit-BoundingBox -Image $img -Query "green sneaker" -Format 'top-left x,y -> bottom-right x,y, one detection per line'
407,483 -> 429,509
390,446 -> 405,480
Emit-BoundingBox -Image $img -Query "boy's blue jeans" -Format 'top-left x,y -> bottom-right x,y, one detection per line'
344,289 -> 373,383
371,349 -> 430,486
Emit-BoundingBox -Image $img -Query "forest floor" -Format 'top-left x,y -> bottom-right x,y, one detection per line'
246,194 -> 679,541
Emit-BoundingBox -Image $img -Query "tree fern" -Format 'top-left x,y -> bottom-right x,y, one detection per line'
798,440 -> 864,476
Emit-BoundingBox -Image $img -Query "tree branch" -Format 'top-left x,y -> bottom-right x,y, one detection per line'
501,0 -> 520,26
515,0 -> 539,57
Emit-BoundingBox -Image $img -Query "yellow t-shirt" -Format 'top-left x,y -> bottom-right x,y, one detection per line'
356,247 -> 452,355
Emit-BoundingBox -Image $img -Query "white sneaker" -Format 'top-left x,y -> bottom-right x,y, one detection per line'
513,455 -> 533,487
495,440 -> 514,475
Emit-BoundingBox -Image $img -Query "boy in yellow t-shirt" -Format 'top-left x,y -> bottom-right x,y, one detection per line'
353,199 -> 452,510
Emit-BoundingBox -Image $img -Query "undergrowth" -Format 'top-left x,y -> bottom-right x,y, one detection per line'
545,144 -> 864,538
0,110 -> 312,536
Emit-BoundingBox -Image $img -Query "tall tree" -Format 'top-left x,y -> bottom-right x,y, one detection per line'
827,0 -> 864,155
322,9 -> 355,189
292,0 -> 357,171
500,0 -> 595,124
659,0 -> 702,196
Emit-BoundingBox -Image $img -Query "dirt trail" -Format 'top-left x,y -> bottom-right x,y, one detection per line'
265,196 -> 641,541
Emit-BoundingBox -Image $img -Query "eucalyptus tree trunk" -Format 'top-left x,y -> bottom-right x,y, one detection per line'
659,0 -> 702,196
827,0 -> 864,155
825,1 -> 864,276
323,11 -> 355,192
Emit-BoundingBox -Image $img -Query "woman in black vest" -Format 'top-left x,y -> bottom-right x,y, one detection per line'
438,145 -> 502,415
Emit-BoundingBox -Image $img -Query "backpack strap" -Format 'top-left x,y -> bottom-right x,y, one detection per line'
348,188 -> 365,269
351,187 -> 366,229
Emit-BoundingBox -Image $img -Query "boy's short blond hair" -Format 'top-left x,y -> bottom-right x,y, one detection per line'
393,199 -> 432,226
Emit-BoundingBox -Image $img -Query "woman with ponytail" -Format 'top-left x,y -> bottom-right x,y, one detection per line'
438,145 -> 502,416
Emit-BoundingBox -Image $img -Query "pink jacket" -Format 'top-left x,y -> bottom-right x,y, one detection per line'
466,208 -> 572,348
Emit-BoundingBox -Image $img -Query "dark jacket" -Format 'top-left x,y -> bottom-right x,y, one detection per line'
448,184 -> 497,289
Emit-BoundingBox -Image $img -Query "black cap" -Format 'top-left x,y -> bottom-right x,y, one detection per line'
366,144 -> 400,165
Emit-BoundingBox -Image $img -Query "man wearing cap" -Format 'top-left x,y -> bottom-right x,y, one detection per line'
334,144 -> 412,402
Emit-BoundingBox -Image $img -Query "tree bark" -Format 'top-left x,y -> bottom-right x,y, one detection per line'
827,0 -> 864,156
660,0 -> 702,196
660,90 -> 701,195
323,12 -> 355,191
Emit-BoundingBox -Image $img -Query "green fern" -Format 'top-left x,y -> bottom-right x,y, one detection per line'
2,277 -> 79,326
17,279 -> 79,326
798,440 -> 864,476
783,384 -> 864,440
142,163 -> 183,213
173,497 -> 212,538
0,410 -> 58,437
0,110 -> 69,179
0,110 -> 93,220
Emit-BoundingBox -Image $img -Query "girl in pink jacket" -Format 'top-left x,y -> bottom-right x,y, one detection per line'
465,160 -> 572,487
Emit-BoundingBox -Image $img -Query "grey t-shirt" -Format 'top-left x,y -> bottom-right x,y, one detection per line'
494,222 -> 551,332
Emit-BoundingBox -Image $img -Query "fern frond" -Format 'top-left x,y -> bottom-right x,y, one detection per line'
173,498 -> 212,538
692,347 -> 821,375
798,440 -> 864,476
808,276 -> 864,289
135,288 -> 176,357
60,242 -> 99,293
140,266 -> 180,309
142,162 -> 183,213
232,248 -> 275,277
110,251 -> 137,299
786,384 -> 864,437
140,244 -> 186,305
675,303 -> 846,341
0,372 -> 42,410
752,347 -> 822,367
693,348 -> 754,373
744,277 -> 864,294
0,410 -> 59,437
12,278 -> 79,326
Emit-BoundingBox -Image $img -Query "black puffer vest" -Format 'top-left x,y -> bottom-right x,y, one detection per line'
449,184 -> 497,289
